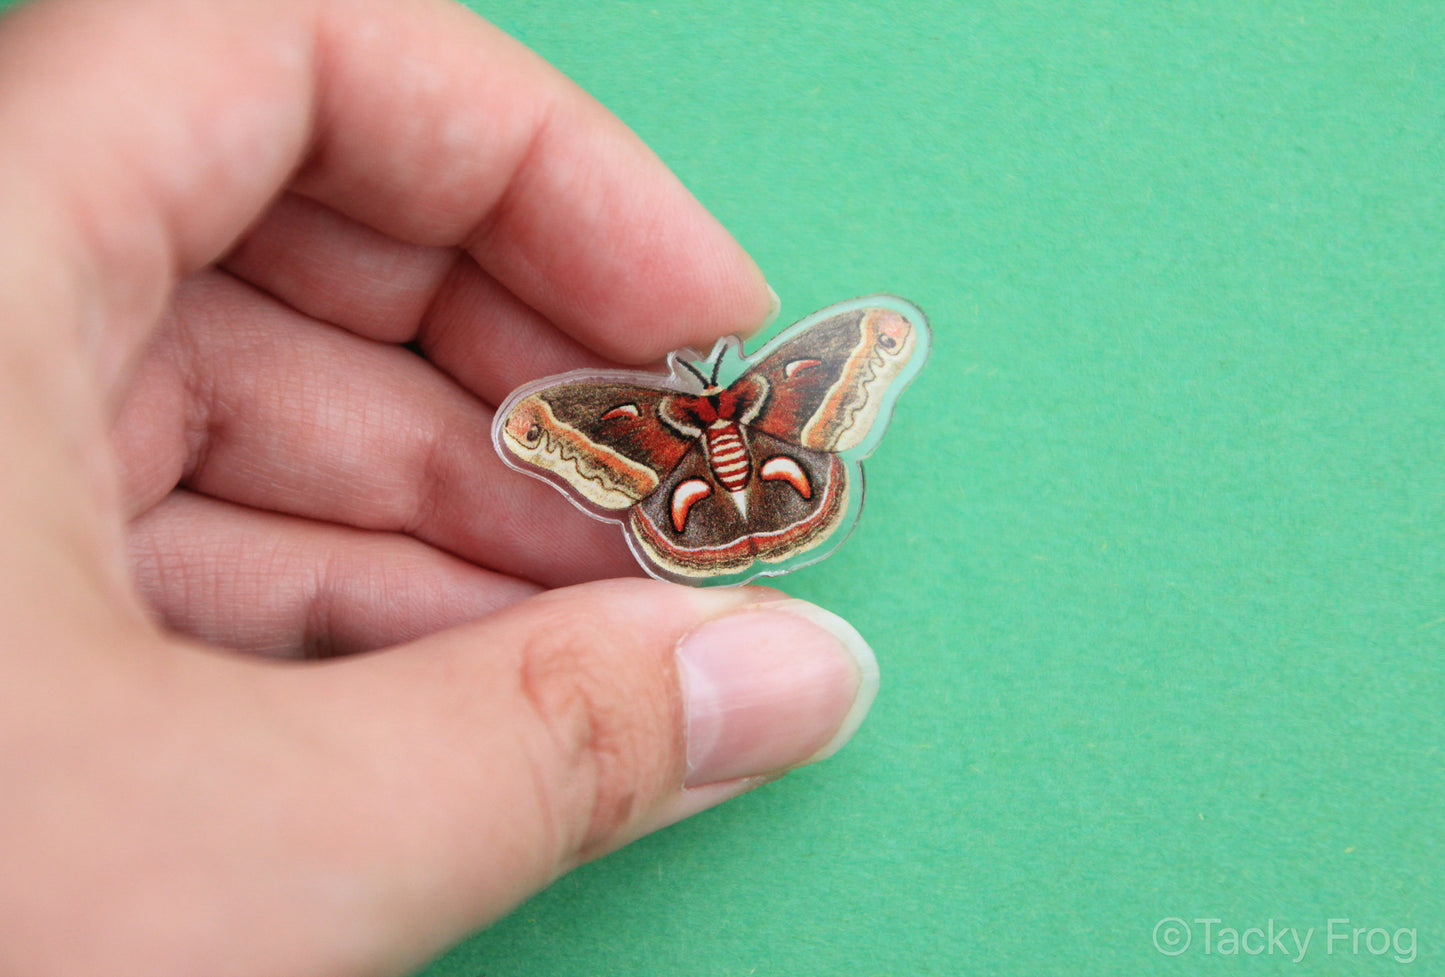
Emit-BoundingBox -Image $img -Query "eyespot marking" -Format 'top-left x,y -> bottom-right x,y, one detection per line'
601,403 -> 641,421
784,358 -> 822,378
872,311 -> 912,354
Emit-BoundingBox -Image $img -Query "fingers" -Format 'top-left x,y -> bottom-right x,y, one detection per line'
0,0 -> 771,401
221,192 -> 456,346
222,193 -> 618,404
127,491 -> 540,659
260,582 -> 878,969
413,258 -> 620,406
111,271 -> 641,585
294,0 -> 774,362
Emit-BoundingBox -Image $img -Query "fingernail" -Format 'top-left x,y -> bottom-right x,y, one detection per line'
736,285 -> 782,340
762,284 -> 782,329
676,599 -> 879,787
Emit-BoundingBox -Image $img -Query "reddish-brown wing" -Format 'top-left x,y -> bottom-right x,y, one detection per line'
498,382 -> 695,512
743,305 -> 922,453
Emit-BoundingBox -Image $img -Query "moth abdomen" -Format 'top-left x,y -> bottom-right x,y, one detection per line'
703,421 -> 751,492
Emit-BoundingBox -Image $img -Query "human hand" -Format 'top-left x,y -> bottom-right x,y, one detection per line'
0,0 -> 878,974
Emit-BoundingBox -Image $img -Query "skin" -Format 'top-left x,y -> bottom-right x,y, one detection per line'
0,0 -> 867,974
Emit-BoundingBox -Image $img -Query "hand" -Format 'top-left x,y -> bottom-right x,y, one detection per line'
0,1 -> 878,975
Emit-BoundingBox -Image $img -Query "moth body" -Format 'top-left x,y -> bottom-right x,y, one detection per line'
702,420 -> 751,490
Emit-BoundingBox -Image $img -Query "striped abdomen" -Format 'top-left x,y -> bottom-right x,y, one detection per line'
705,421 -> 751,491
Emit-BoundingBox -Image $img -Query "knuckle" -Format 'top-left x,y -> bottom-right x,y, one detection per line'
514,598 -> 683,860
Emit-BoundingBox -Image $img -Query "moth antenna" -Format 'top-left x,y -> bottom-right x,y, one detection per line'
679,358 -> 709,388
709,351 -> 723,386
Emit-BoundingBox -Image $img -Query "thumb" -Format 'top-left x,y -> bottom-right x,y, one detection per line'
272,579 -> 878,971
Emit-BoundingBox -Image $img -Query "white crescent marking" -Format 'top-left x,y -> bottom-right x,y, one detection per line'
760,455 -> 812,499
670,478 -> 712,532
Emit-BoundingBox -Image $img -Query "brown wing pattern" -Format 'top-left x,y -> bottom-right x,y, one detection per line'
630,432 -> 849,577
499,383 -> 693,511
745,306 -> 923,452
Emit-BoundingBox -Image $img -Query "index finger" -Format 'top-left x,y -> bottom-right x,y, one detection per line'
0,0 -> 774,384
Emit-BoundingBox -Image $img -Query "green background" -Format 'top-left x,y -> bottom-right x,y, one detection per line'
427,2 -> 1445,974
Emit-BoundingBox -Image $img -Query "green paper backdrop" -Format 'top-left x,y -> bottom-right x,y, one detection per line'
426,3 -> 1444,974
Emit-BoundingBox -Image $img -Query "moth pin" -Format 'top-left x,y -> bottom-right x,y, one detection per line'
492,295 -> 930,585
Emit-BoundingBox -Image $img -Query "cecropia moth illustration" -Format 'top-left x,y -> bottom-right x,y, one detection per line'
492,295 -> 930,585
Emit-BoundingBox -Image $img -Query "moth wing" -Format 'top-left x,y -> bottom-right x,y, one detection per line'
742,298 -> 928,454
496,381 -> 692,511
629,431 -> 851,580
